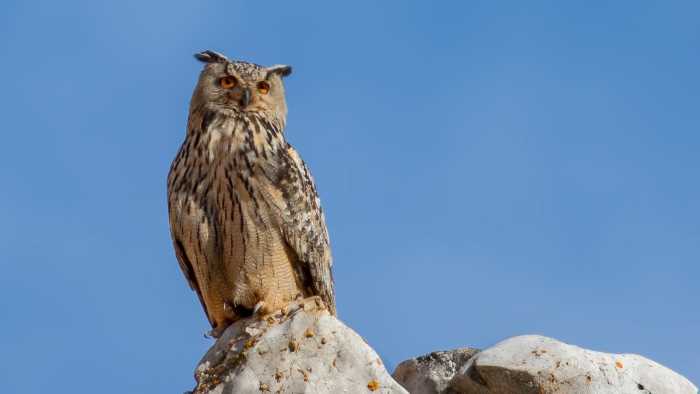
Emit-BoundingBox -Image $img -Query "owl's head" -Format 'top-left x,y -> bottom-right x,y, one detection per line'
191,50 -> 292,124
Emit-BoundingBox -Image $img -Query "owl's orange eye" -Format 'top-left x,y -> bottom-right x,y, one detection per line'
219,76 -> 237,89
257,81 -> 270,94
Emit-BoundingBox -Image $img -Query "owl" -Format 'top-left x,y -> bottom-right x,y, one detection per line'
168,50 -> 335,337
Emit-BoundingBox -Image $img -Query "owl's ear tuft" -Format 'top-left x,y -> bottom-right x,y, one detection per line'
266,65 -> 292,78
194,50 -> 229,64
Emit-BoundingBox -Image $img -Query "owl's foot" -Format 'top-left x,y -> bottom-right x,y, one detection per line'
207,304 -> 240,338
252,299 -> 295,321
207,324 -> 228,338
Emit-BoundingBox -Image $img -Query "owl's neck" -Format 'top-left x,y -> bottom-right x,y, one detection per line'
203,106 -> 285,132
241,111 -> 285,135
189,106 -> 288,162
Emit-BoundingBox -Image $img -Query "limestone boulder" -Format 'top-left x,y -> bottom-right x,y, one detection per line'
190,297 -> 407,394
393,335 -> 697,394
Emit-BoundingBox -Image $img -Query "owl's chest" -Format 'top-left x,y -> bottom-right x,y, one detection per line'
170,114 -> 287,216
172,142 -> 276,216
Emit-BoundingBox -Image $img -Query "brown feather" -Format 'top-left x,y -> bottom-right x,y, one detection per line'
168,56 -> 335,335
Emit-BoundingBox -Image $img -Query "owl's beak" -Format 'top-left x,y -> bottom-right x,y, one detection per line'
240,88 -> 251,108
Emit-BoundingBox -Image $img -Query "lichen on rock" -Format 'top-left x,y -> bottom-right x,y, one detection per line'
191,297 -> 407,394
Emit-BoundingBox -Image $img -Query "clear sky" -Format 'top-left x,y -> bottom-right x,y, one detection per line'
1,1 -> 698,392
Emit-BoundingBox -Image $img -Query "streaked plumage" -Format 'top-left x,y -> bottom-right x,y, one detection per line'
168,50 -> 334,336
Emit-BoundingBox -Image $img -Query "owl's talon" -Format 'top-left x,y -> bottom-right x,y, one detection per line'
253,301 -> 266,316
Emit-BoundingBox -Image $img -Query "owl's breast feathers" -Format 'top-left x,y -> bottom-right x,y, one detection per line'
168,107 -> 335,327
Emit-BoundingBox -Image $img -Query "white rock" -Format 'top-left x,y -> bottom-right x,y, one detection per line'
449,335 -> 698,394
191,297 -> 407,394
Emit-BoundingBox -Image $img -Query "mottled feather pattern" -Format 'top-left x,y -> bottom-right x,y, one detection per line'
274,148 -> 334,310
168,62 -> 335,336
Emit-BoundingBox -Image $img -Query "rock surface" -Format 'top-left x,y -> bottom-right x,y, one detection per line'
393,348 -> 479,394
187,300 -> 696,394
191,297 -> 407,394
393,335 -> 698,394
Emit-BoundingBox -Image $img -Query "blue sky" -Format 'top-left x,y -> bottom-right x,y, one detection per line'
1,1 -> 698,392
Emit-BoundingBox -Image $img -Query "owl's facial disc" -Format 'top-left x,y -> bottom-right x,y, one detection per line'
194,52 -> 291,122
226,86 -> 251,109
217,75 -> 253,109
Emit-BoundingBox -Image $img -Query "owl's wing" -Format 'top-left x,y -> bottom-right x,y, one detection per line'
168,119 -> 215,328
171,233 -> 215,328
260,144 -> 336,315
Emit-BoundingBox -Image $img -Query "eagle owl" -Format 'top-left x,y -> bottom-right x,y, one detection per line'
168,50 -> 335,337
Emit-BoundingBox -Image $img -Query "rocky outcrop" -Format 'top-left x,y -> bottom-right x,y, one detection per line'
186,298 -> 696,394
190,297 -> 407,394
393,335 -> 698,394
392,348 -> 479,394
